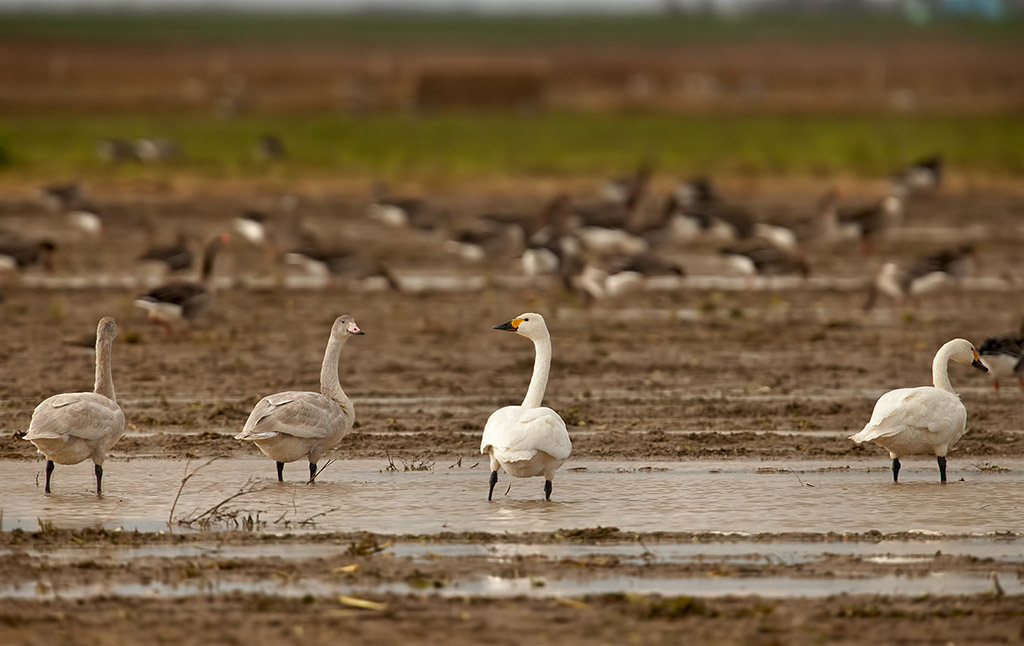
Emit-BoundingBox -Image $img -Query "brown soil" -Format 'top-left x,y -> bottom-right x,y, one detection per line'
1,37 -> 1022,115
2,188 -> 1024,464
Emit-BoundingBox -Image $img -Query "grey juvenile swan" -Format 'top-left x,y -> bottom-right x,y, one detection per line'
24,317 -> 126,494
236,315 -> 364,482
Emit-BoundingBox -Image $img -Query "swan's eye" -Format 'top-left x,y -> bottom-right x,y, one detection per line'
524,318 -> 529,321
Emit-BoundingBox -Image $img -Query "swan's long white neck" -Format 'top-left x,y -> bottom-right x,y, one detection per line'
522,334 -> 552,409
94,336 -> 116,401
931,342 -> 957,394
320,334 -> 350,405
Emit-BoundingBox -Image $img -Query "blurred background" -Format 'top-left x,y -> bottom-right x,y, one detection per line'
0,0 -> 1021,184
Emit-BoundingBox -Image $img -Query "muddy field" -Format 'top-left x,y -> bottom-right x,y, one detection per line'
2,181 -> 1024,644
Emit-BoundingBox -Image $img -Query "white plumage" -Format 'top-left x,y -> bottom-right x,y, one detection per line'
24,317 -> 125,494
850,338 -> 988,483
481,312 -> 571,501
235,315 -> 363,482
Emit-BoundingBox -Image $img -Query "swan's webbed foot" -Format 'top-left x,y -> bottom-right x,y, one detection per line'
937,456 -> 947,483
544,479 -> 552,501
309,462 -> 317,483
95,464 -> 103,495
488,470 -> 498,501
892,458 -> 901,483
44,459 -> 54,494
276,461 -> 285,482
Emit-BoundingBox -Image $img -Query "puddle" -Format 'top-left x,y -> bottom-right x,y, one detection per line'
8,538 -> 1024,568
2,572 -> 1018,601
2,459 -> 1022,535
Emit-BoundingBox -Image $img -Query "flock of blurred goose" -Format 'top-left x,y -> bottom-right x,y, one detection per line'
0,142 -> 1020,366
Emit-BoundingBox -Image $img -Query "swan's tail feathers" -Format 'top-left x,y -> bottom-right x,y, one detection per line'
235,430 -> 278,441
492,447 -> 538,463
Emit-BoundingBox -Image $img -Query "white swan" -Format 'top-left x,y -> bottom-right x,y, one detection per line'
24,317 -> 125,494
481,313 -> 572,501
850,338 -> 987,483
235,315 -> 363,482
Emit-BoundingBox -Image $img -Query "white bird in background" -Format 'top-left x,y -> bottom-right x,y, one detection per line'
850,338 -> 988,483
24,317 -> 126,494
235,315 -> 364,482
481,312 -> 572,501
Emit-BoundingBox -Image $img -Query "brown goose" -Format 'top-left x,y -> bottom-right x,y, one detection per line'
838,194 -> 902,256
136,233 -> 193,273
978,319 -> 1024,391
864,244 -> 975,311
134,233 -> 229,338
0,237 -> 57,272
284,245 -> 401,290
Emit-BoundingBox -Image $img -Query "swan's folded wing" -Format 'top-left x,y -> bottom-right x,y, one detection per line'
481,406 -> 571,461
26,393 -> 125,441
236,392 -> 338,440
850,389 -> 963,443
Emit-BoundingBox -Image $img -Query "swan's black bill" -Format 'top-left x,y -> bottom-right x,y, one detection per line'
353,330 -> 365,335
972,359 -> 988,372
494,320 -> 517,332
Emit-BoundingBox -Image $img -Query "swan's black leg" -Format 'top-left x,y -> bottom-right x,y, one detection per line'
44,460 -> 54,493
276,461 -> 285,482
95,464 -> 103,495
488,470 -> 498,501
544,479 -> 552,501
937,456 -> 947,483
309,462 -> 317,483
892,458 -> 901,483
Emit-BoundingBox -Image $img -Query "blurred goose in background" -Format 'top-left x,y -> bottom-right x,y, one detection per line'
0,237 -> 57,273
66,207 -> 103,237
284,245 -> 401,290
444,220 -> 526,263
96,138 -> 138,163
601,161 -> 653,206
864,245 -> 976,311
838,193 -> 903,256
38,181 -> 83,213
134,138 -> 180,163
850,338 -> 987,483
136,232 -> 194,273
254,134 -> 286,161
665,177 -> 756,243
236,315 -> 363,482
233,208 -> 317,261
482,194 -> 572,246
763,188 -> 849,249
568,251 -> 685,304
892,154 -> 942,197
978,320 -> 1024,391
134,233 -> 229,339
367,183 -> 440,232
720,240 -> 810,287
24,317 -> 125,494
482,313 -> 571,501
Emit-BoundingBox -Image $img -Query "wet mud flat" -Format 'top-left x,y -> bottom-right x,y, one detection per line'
1,459 -> 1023,644
1,523 -> 1022,646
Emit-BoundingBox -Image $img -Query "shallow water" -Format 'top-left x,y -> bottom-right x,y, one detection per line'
2,458 -> 1022,535
2,572 -> 1019,601
9,537 -> 1024,567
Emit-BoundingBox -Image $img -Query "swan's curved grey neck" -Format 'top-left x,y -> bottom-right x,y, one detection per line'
94,336 -> 116,401
321,334 -> 351,406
